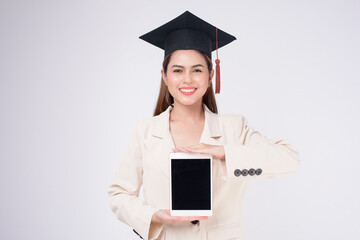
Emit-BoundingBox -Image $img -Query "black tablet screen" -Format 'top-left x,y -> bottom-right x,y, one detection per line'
171,159 -> 211,210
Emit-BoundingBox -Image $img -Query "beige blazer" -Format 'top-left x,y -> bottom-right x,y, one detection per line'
108,104 -> 299,240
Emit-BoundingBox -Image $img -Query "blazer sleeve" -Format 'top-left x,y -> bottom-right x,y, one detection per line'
108,123 -> 163,240
223,115 -> 300,180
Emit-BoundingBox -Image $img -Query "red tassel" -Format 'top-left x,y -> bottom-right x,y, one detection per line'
215,59 -> 220,94
215,27 -> 220,94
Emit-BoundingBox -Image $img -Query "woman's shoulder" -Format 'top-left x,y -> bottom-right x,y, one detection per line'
204,104 -> 248,125
217,112 -> 247,120
133,116 -> 154,132
132,111 -> 168,137
202,108 -> 250,136
213,111 -> 249,126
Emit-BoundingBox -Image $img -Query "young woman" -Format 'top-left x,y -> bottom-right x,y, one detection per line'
108,11 -> 300,240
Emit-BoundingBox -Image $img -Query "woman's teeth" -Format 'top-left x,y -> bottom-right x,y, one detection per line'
180,88 -> 196,92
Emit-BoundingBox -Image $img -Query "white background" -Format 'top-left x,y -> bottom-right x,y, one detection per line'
1,0 -> 359,239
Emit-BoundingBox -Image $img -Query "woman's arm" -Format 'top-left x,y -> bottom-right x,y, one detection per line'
108,123 -> 162,240
173,115 -> 300,180
223,115 -> 300,180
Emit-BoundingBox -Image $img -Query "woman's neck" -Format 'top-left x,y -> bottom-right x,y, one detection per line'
170,101 -> 204,122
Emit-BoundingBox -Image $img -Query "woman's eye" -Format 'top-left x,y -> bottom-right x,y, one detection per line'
193,69 -> 202,73
173,69 -> 182,73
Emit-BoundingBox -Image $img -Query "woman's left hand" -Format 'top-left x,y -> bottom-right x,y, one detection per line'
172,143 -> 225,160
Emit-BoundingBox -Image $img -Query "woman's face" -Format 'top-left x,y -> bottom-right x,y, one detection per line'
162,50 -> 214,108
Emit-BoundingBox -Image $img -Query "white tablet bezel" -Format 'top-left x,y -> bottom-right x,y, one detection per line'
169,152 -> 213,217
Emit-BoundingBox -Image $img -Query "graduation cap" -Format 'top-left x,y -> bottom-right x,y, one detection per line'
139,11 -> 236,94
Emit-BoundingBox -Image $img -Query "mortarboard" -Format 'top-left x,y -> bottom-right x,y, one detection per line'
139,11 -> 236,94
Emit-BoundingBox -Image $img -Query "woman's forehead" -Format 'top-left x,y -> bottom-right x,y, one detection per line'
169,50 -> 207,66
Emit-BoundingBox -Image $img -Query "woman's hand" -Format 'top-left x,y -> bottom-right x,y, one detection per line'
151,210 -> 208,224
172,143 -> 225,160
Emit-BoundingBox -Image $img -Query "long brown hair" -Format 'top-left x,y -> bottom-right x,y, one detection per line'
153,51 -> 218,116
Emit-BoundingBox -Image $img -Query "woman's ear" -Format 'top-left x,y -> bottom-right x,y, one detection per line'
161,69 -> 168,86
209,69 -> 215,86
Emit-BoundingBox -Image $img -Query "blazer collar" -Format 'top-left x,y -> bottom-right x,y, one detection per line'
151,103 -> 222,139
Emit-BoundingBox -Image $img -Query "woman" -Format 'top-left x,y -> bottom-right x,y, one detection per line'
108,11 -> 299,240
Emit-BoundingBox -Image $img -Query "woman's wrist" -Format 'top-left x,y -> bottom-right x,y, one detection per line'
151,211 -> 161,224
218,145 -> 225,160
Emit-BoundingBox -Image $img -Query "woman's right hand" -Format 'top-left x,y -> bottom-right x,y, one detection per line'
151,209 -> 208,224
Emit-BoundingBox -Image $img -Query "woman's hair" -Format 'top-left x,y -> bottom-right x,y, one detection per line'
153,50 -> 218,116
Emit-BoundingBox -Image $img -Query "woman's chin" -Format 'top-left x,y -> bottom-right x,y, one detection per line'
172,92 -> 206,106
173,98 -> 203,107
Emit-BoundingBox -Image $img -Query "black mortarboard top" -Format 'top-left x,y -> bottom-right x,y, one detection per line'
139,11 -> 237,94
139,11 -> 236,59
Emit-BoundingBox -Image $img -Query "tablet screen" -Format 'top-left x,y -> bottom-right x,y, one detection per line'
171,159 -> 211,210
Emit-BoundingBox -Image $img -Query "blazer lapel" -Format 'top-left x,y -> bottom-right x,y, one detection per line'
203,104 -> 222,140
150,106 -> 174,178
151,105 -> 173,143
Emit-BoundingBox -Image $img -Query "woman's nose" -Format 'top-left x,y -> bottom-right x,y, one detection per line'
183,71 -> 193,83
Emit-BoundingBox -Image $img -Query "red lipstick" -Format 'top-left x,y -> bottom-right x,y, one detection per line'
179,87 -> 197,96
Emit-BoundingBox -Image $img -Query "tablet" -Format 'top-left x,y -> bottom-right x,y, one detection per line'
169,152 -> 212,216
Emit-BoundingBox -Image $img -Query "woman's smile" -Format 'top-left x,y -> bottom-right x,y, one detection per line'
179,87 -> 197,95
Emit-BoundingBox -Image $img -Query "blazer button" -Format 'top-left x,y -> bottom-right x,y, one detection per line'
234,169 -> 241,177
248,168 -> 255,176
255,168 -> 262,175
241,169 -> 248,176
